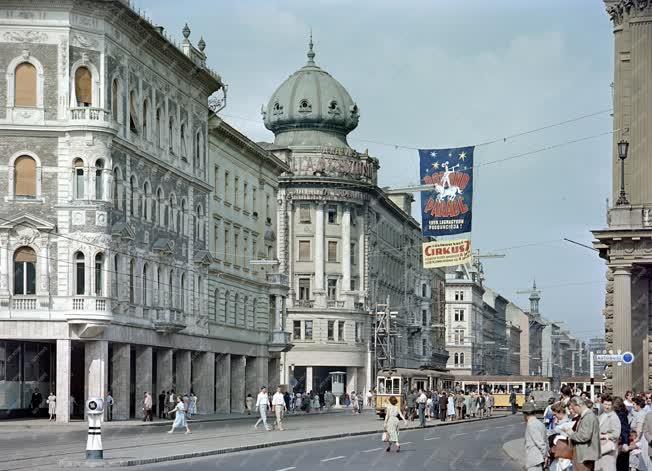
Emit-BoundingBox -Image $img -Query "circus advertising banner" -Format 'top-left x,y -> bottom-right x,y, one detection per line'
419,146 -> 474,237
422,239 -> 472,269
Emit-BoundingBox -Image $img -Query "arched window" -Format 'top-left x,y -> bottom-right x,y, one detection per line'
129,90 -> 138,134
155,188 -> 163,225
234,293 -> 240,325
142,263 -> 149,306
180,199 -> 187,236
15,63 -> 37,107
143,182 -> 151,220
129,176 -> 137,217
252,299 -> 257,329
156,267 -> 162,305
195,205 -> 203,240
142,99 -> 149,139
243,296 -> 249,328
168,270 -> 174,307
95,160 -> 104,200
454,353 -> 459,366
168,116 -> 175,154
94,253 -> 104,296
74,252 -> 85,295
224,291 -> 230,324
73,159 -> 85,199
112,168 -> 120,208
213,288 -> 219,321
14,155 -> 36,198
111,79 -> 119,122
13,246 -> 36,295
129,259 -> 135,304
167,195 -> 174,230
460,352 -> 465,366
75,66 -> 92,107
194,132 -> 202,168
112,255 -> 120,299
180,273 -> 186,312
156,108 -> 162,148
180,123 -> 187,159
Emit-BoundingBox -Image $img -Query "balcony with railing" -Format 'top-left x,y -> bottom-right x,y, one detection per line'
294,299 -> 314,309
326,300 -> 345,309
69,107 -> 117,131
154,308 -> 187,334
11,297 -> 37,310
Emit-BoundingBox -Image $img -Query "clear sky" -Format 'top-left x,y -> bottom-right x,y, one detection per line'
137,0 -> 613,340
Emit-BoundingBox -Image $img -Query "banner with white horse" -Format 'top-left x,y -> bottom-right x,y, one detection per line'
418,146 -> 474,237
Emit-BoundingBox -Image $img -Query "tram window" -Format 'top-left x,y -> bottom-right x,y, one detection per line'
392,378 -> 400,395
378,380 -> 386,394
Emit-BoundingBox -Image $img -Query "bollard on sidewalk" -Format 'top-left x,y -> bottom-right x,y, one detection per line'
85,397 -> 104,461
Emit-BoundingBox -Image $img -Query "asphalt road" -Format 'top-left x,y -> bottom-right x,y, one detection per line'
122,414 -> 524,471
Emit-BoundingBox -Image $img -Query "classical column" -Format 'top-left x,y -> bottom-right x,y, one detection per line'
612,265 -> 632,396
314,203 -> 325,307
55,339 -> 71,423
84,340 -> 109,417
305,366 -> 313,393
135,346 -> 153,419
230,355 -> 245,413
0,235 -> 9,297
342,206 -> 351,292
358,214 -> 365,294
193,351 -> 215,415
287,201 -> 295,307
156,348 -> 174,395
244,356 -> 257,400
111,343 -> 130,420
346,367 -> 357,393
215,353 -> 231,414
175,350 -> 191,394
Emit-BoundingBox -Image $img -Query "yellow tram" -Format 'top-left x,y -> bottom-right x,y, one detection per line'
561,376 -> 605,396
375,367 -> 454,417
454,375 -> 552,409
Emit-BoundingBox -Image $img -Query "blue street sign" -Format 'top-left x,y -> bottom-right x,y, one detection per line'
621,352 -> 635,365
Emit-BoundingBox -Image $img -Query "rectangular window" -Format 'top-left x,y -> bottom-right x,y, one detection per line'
76,261 -> 85,295
337,321 -> 344,342
243,182 -> 248,210
422,339 -> 427,356
234,177 -> 239,207
224,171 -> 230,202
298,240 -> 311,261
75,168 -> 85,199
224,228 -> 229,263
327,279 -> 337,300
327,320 -> 335,341
351,243 -> 356,266
422,309 -> 428,327
351,278 -> 357,291
299,204 -> 311,223
293,320 -> 301,340
355,322 -> 363,343
327,241 -> 337,262
252,241 -> 257,261
304,320 -> 313,340
214,165 -> 219,193
454,290 -> 464,301
298,278 -> 310,300
327,205 -> 337,224
252,188 -> 257,214
454,308 -> 465,322
214,224 -> 220,259
233,233 -> 239,266
243,237 -> 249,266
265,194 -> 271,219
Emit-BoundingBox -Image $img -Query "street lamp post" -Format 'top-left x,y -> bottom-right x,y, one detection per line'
616,140 -> 630,205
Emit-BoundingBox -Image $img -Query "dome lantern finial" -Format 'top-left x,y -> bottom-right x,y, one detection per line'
182,23 -> 191,39
307,29 -> 315,65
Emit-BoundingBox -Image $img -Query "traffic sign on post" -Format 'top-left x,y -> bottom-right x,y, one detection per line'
595,352 -> 635,364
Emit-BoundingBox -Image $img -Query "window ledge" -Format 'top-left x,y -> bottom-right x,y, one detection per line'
5,196 -> 44,203
224,202 -> 232,208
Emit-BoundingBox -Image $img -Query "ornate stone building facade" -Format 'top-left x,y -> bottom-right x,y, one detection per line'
261,41 -> 448,394
593,0 -> 652,395
0,0 -> 277,420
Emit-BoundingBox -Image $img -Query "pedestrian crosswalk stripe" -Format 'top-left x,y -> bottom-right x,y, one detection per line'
321,456 -> 346,462
362,447 -> 384,453
274,468 -> 296,471
424,437 -> 441,440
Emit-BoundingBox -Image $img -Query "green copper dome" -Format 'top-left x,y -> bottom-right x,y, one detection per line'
263,36 -> 360,148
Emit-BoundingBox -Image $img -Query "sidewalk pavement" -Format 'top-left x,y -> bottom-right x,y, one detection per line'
502,438 -> 525,467
0,411 -> 509,469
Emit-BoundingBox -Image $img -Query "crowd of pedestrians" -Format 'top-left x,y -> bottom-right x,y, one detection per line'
525,386 -> 652,471
401,388 -> 496,423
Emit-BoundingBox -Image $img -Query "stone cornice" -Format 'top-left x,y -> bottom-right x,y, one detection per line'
606,0 -> 652,26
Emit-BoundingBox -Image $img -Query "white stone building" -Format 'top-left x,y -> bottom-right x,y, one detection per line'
260,40 -> 448,395
0,0 -> 278,421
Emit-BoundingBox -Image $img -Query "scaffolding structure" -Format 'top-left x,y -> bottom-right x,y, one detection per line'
372,295 -> 399,377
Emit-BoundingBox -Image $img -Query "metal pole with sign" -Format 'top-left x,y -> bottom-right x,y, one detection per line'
589,351 -> 595,401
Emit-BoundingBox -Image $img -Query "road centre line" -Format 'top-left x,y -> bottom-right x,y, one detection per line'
275,468 -> 296,471
451,433 -> 468,437
477,429 -> 489,432
424,437 -> 441,441
362,447 -> 384,453
321,456 -> 346,462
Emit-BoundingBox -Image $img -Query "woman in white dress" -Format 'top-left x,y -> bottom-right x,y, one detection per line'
446,393 -> 455,421
384,396 -> 407,452
188,393 -> 197,418
47,392 -> 56,421
168,397 -> 191,434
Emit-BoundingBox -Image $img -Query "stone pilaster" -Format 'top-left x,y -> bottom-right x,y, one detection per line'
156,348 -> 174,395
612,265 -> 632,396
215,353 -> 231,414
193,351 -> 215,415
135,346 -> 153,418
305,366 -> 313,393
341,205 -> 351,291
84,340 -> 109,417
55,339 -> 71,423
0,234 -> 9,298
175,350 -> 191,395
346,366 -> 358,393
111,343 -> 130,420
314,202 -> 325,307
230,355 -> 245,413
287,201 -> 295,306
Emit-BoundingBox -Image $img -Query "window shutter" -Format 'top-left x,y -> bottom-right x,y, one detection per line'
15,63 -> 37,107
14,156 -> 36,197
75,67 -> 92,106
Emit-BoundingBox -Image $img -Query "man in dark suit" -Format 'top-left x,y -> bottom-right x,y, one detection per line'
158,391 -> 166,419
